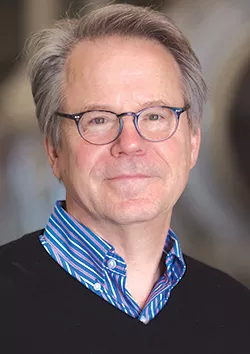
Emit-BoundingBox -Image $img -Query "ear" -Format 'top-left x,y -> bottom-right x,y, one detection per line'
44,138 -> 61,180
190,127 -> 201,169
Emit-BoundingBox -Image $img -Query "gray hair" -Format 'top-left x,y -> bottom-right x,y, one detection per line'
27,3 -> 207,148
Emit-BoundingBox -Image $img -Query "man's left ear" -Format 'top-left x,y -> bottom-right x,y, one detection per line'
190,127 -> 201,169
44,138 -> 61,180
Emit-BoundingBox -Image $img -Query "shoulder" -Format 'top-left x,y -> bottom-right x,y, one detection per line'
183,254 -> 250,296
0,230 -> 44,285
179,254 -> 250,325
0,229 -> 44,261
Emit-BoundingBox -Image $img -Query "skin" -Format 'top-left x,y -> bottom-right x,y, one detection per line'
46,36 -> 201,307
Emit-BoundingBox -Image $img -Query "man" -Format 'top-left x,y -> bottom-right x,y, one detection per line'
1,4 -> 249,354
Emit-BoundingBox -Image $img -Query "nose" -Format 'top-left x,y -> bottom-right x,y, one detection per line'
110,115 -> 147,157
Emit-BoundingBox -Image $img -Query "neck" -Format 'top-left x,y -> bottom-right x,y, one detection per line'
66,201 -> 172,308
97,220 -> 171,308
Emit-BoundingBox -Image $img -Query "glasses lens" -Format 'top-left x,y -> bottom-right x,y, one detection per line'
138,107 -> 178,141
79,111 -> 119,144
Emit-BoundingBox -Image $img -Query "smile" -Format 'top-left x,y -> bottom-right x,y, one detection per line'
108,174 -> 151,180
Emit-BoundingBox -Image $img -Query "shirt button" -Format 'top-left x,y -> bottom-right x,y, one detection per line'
93,282 -> 101,291
107,258 -> 117,270
140,316 -> 147,324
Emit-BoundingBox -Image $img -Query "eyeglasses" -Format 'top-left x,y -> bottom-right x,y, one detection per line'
55,105 -> 189,145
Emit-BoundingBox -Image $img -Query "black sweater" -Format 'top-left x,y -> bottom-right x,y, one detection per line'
0,230 -> 250,354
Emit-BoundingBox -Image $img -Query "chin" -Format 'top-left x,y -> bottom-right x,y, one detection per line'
104,197 -> 166,225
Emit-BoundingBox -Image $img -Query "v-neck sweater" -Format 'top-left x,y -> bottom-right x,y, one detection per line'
1,230 -> 250,354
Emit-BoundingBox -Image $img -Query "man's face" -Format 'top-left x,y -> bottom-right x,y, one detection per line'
46,36 -> 200,226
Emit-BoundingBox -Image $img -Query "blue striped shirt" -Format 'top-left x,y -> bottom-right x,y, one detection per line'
40,200 -> 186,324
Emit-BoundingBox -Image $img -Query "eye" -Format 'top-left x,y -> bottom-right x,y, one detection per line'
148,114 -> 161,121
90,117 -> 106,124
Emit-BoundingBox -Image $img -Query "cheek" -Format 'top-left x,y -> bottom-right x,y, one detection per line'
158,135 -> 192,179
73,142 -> 107,184
57,136 -> 83,184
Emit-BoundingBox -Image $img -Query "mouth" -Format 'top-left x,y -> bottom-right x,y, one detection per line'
108,174 -> 151,181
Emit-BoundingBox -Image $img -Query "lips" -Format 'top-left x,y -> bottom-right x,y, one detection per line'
108,174 -> 151,180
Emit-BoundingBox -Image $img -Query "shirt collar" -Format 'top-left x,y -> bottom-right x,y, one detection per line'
46,200 -> 114,266
44,200 -> 185,278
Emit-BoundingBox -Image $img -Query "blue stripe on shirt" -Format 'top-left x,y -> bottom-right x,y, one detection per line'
40,200 -> 186,324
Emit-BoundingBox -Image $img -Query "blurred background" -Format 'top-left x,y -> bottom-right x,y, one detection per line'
0,0 -> 249,288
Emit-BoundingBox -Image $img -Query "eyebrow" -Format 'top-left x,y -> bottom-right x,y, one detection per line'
77,99 -> 173,113
140,99 -> 172,108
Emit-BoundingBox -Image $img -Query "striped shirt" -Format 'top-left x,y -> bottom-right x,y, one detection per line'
40,200 -> 186,324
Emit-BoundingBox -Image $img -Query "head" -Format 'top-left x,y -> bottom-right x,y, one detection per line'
27,4 -> 207,227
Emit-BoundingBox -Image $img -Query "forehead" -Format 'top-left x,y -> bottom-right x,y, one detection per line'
64,36 -> 184,111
